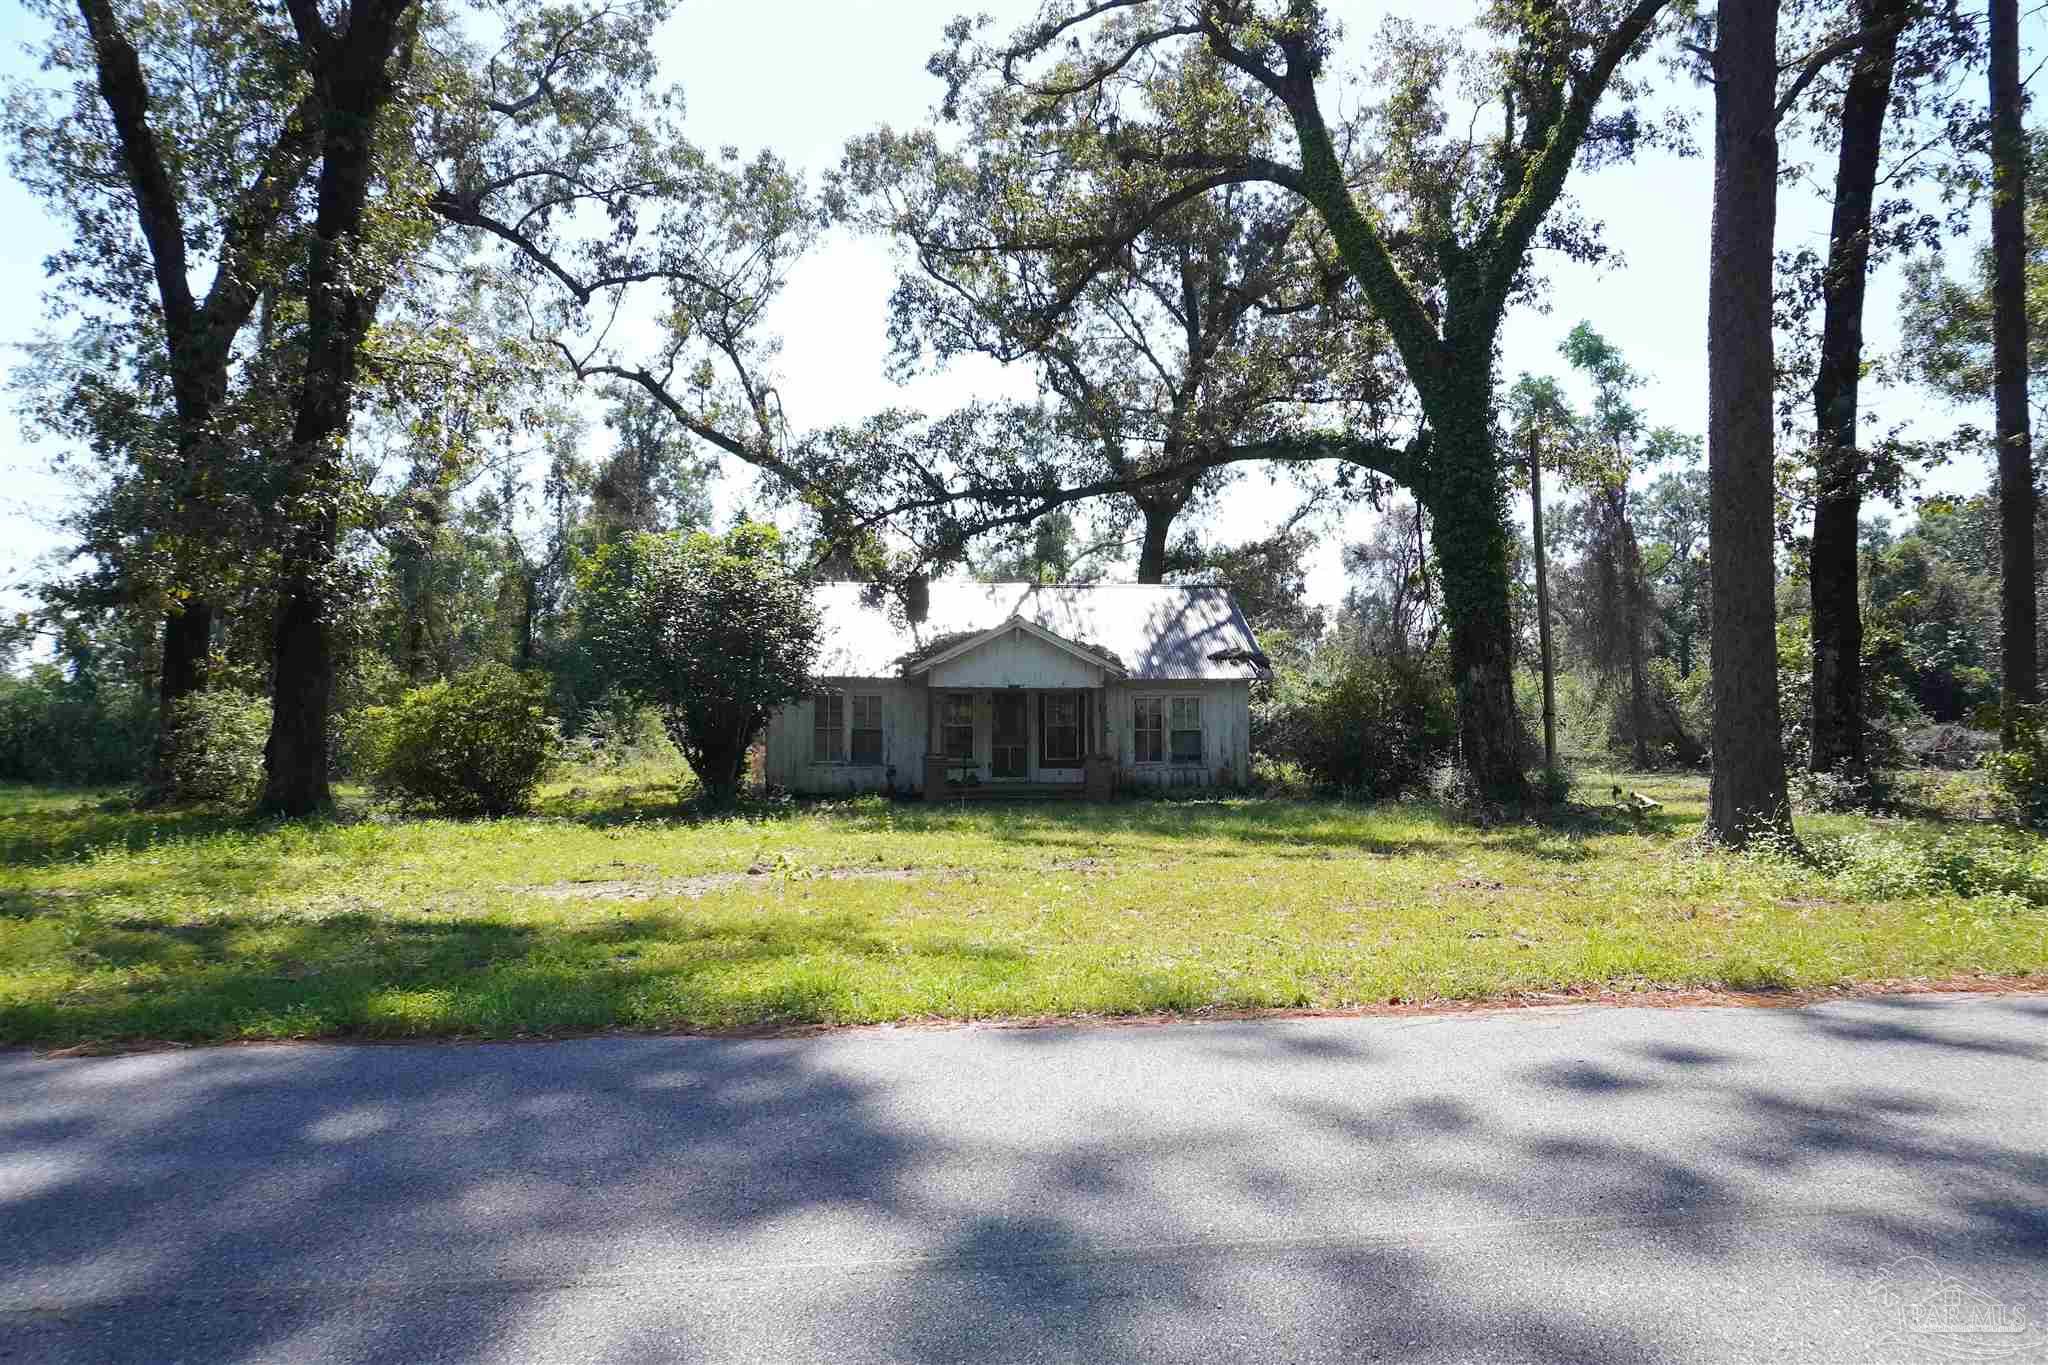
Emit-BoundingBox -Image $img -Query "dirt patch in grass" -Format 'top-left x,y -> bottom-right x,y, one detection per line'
528,867 -> 936,901
778,972 -> 2048,1039
527,856 -> 1118,902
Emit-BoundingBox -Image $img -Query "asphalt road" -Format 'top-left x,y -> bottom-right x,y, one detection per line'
3,994 -> 2045,1364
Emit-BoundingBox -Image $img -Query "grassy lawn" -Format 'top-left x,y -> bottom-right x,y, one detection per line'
2,770 -> 2044,1047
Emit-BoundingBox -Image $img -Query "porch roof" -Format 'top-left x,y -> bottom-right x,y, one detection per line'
904,614 -> 1128,680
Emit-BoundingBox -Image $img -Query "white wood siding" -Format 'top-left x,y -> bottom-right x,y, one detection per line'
1107,679 -> 1248,789
927,629 -> 1107,689
764,676 -> 1249,795
763,678 -> 926,795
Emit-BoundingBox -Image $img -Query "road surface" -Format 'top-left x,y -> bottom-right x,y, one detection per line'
3,994 -> 2045,1363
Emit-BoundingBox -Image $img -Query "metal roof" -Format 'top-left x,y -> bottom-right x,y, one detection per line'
810,582 -> 1266,681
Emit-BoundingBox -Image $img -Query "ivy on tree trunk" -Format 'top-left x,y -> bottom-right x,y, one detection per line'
1989,0 -> 2037,742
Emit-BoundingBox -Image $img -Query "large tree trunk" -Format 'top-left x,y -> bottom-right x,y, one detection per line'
1131,483 -> 1190,584
1528,430 -> 1557,772
1705,0 -> 1791,844
1809,0 -> 1904,776
1608,486 -> 1654,769
1425,407 -> 1529,803
1990,0 -> 2037,743
261,0 -> 416,816
1136,501 -> 1174,584
73,0 -> 253,796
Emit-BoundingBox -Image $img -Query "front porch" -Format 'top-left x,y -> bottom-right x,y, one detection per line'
923,777 -> 1094,802
921,681 -> 1115,801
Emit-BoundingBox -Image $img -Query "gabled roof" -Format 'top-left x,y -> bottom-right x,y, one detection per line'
903,613 -> 1129,678
810,581 -> 1267,682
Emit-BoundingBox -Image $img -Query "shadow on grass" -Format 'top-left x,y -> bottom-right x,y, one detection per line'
0,907 -> 1031,1048
0,788 -> 285,868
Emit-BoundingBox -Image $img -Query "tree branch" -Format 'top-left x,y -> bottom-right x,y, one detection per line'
1485,0 -> 1670,313
73,0 -> 196,340
1773,17 -> 1910,124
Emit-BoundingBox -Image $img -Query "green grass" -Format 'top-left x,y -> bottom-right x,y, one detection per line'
2,770 -> 2044,1047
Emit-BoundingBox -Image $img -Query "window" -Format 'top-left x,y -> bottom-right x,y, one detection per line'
941,693 -> 975,759
1136,696 -> 1201,763
1134,697 -> 1164,763
1170,697 -> 1203,763
850,695 -> 883,765
812,693 -> 845,763
1041,694 -> 1081,766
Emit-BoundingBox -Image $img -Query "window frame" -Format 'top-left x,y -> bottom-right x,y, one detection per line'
940,692 -> 976,760
1039,692 -> 1083,768
812,692 -> 846,764
849,694 -> 884,766
1134,694 -> 1204,765
1169,696 -> 1203,764
1134,696 -> 1165,764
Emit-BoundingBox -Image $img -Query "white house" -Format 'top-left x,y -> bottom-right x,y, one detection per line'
761,582 -> 1268,797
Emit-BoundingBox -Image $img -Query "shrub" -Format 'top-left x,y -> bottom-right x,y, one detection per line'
1808,828 -> 2048,905
360,664 -> 562,816
574,524 -> 820,805
1248,754 -> 1315,798
158,690 -> 270,805
1904,722 -> 1999,771
329,652 -> 408,779
1984,704 -> 2048,828
0,665 -> 155,785
1257,649 -> 1457,798
566,698 -> 679,773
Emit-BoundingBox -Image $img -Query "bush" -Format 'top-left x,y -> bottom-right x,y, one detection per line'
574,525 -> 819,805
0,665 -> 153,785
1248,754 -> 1315,798
565,697 -> 679,773
360,664 -> 562,816
329,652 -> 408,779
1984,704 -> 2048,828
1790,765 -> 1891,814
158,690 -> 270,805
1904,722 -> 1999,771
1256,649 -> 1457,798
1808,827 -> 2048,905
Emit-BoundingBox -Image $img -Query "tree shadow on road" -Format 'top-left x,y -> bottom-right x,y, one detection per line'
1,995 -> 2043,1361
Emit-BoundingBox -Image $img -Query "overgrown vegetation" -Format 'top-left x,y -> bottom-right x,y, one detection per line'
358,664 -> 562,816
0,0 -> 2041,856
0,771 -> 2040,1048
156,689 -> 270,806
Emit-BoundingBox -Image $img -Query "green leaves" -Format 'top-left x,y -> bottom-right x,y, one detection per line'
360,663 -> 563,817
575,525 -> 821,803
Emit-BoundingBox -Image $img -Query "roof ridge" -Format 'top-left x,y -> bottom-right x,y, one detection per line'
953,581 -> 1217,590
812,580 -> 1219,590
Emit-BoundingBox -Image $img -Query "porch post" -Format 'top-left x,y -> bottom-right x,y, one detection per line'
1084,681 -> 1115,800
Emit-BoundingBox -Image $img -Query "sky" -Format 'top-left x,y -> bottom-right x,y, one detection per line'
0,0 -> 2034,626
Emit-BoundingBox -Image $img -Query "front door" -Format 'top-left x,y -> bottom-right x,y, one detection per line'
992,693 -> 1028,778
